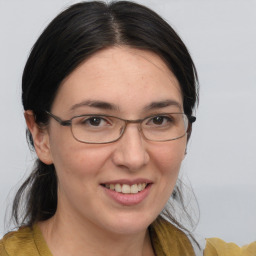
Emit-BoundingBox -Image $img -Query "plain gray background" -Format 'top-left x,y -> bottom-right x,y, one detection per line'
0,0 -> 255,246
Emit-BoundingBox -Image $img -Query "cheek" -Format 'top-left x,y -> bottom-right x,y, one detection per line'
151,139 -> 186,172
151,139 -> 186,193
49,127 -> 111,178
50,143 -> 112,205
54,146 -> 110,177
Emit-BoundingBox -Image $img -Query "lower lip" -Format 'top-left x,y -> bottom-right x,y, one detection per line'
102,184 -> 152,206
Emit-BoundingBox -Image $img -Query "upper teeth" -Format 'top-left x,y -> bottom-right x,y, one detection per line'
105,183 -> 147,194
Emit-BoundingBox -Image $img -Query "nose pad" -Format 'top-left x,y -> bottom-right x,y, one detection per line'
112,125 -> 149,171
137,125 -> 142,133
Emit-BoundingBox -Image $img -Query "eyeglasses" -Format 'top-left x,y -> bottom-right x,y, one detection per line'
46,111 -> 196,144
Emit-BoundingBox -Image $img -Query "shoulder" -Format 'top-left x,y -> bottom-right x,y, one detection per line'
0,239 -> 7,256
0,226 -> 37,256
204,238 -> 256,256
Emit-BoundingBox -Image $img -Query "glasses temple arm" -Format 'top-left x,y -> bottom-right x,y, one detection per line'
45,111 -> 71,126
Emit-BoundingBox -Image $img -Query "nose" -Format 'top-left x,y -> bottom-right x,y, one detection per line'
112,124 -> 150,171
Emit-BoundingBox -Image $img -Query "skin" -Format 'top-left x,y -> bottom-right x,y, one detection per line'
25,46 -> 187,256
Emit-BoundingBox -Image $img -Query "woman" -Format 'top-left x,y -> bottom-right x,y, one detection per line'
0,1 -> 255,256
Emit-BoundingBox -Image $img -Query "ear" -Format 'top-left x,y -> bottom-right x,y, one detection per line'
24,110 -> 53,165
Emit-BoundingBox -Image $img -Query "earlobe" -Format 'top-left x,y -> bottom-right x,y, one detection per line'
24,110 -> 53,165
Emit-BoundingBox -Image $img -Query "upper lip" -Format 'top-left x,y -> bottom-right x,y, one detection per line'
101,178 -> 153,186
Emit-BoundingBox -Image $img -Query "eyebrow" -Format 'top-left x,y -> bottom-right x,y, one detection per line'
70,99 -> 182,112
143,99 -> 182,111
70,100 -> 119,111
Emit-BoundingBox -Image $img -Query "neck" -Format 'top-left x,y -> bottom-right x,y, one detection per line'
39,208 -> 155,256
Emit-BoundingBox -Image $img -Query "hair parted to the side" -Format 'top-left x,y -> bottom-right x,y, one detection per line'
13,0 -> 199,243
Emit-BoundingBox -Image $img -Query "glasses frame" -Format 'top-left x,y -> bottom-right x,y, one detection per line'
45,111 -> 196,144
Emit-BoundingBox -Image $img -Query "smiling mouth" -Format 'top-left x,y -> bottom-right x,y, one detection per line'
101,183 -> 148,194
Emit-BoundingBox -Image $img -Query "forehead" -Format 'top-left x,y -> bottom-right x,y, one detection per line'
52,47 -> 183,116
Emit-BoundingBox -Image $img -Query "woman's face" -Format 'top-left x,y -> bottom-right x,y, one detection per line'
44,47 -> 187,235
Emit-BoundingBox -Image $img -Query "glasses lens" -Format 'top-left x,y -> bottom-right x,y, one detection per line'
71,115 -> 124,143
142,113 -> 188,141
70,113 -> 188,144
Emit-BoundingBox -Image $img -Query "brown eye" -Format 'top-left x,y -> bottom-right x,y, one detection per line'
147,115 -> 173,126
78,116 -> 111,127
152,116 -> 165,125
88,117 -> 102,126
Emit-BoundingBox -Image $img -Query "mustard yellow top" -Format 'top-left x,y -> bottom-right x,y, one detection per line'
204,238 -> 256,256
0,218 -> 255,256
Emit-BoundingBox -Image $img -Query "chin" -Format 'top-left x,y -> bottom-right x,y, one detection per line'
101,211 -> 157,235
